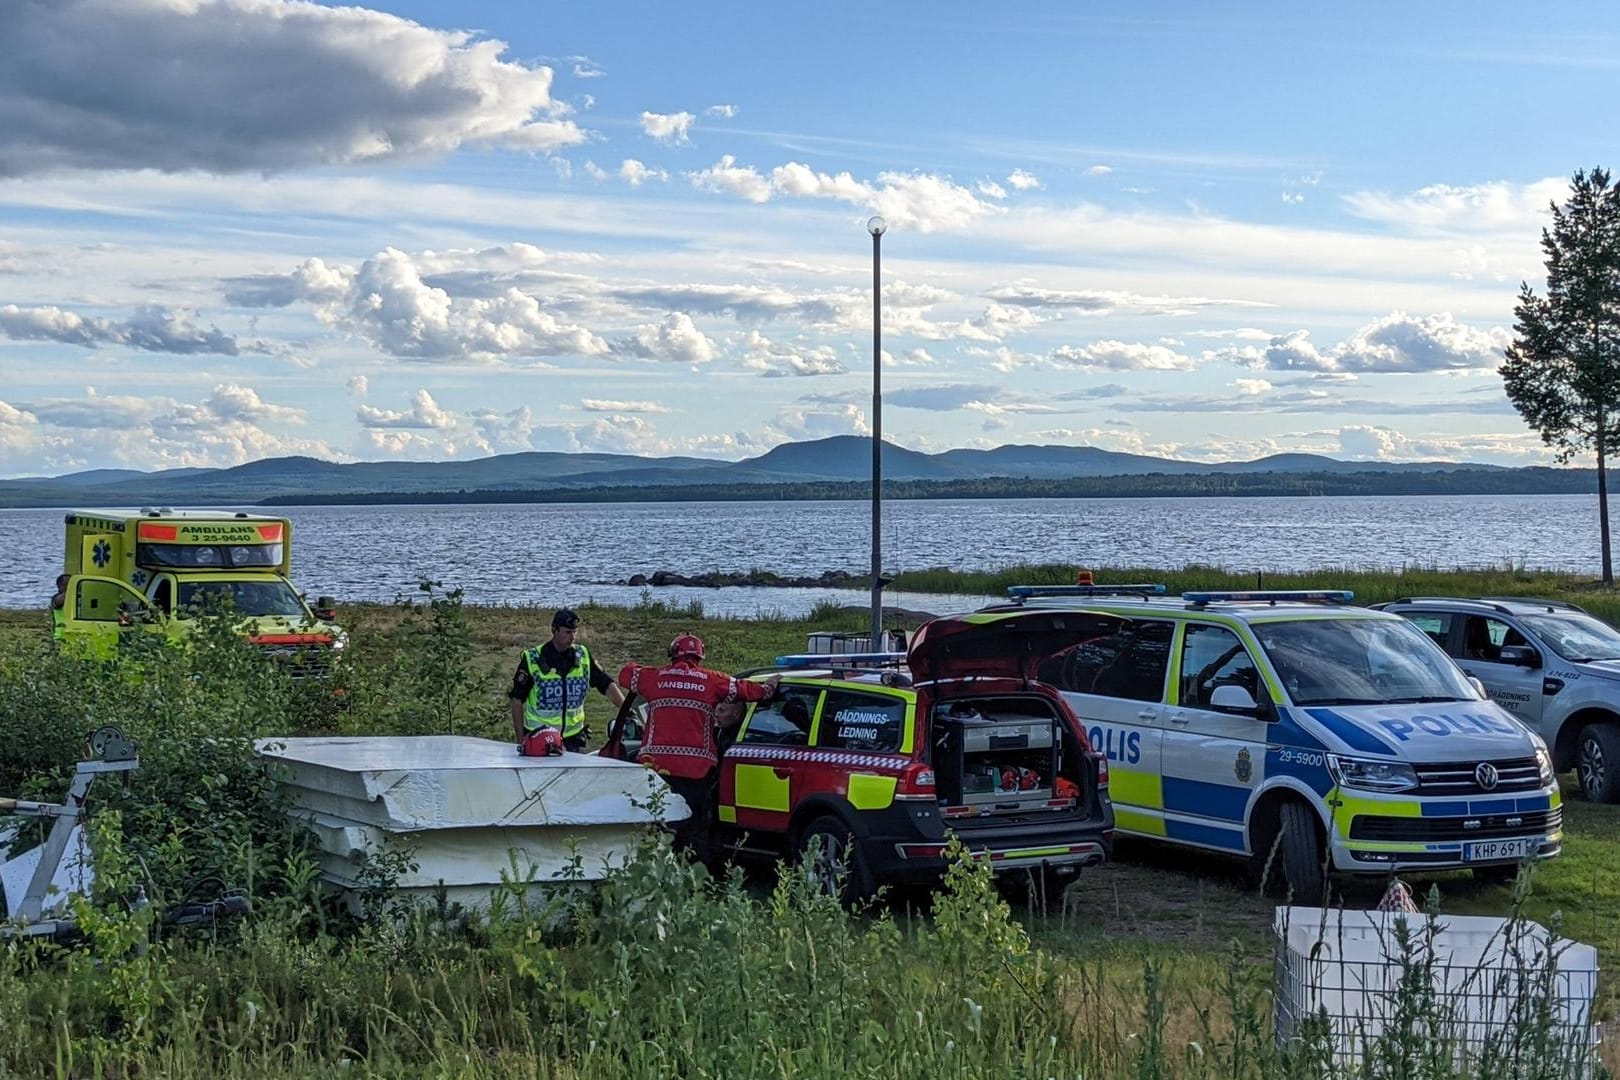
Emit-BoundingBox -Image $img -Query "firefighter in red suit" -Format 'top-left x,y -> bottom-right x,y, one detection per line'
617,634 -> 779,860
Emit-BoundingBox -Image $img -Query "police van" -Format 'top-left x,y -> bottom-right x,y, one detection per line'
985,585 -> 1561,898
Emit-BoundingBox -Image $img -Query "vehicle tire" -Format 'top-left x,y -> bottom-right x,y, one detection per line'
1277,801 -> 1327,903
1000,864 -> 1076,913
1575,723 -> 1620,803
795,816 -> 873,906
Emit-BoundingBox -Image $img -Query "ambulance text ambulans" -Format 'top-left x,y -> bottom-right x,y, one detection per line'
986,586 -> 1561,898
56,508 -> 343,675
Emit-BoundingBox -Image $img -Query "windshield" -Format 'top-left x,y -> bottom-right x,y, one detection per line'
177,580 -> 308,618
1520,612 -> 1620,662
1254,617 -> 1477,707
138,542 -> 283,569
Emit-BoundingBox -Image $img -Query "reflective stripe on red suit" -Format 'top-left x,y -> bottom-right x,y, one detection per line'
617,659 -> 773,779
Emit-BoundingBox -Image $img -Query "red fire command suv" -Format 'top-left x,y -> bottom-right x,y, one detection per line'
606,609 -> 1122,901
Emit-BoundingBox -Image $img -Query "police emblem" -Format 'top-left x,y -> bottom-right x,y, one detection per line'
1235,747 -> 1253,783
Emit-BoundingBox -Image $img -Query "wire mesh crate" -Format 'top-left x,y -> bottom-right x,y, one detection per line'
1274,906 -> 1601,1076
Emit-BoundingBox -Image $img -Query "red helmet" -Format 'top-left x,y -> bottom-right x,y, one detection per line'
520,728 -> 566,757
668,633 -> 706,661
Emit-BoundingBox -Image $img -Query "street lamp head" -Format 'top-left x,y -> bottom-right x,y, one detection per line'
866,215 -> 887,237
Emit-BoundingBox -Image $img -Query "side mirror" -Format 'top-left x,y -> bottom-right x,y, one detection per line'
1468,675 -> 1488,699
1498,645 -> 1540,668
315,595 -> 338,621
1209,684 -> 1265,717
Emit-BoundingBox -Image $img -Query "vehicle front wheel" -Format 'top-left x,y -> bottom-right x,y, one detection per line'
1276,801 -> 1327,903
1575,723 -> 1620,803
795,816 -> 873,906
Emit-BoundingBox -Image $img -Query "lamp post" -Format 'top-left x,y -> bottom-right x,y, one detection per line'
867,215 -> 886,650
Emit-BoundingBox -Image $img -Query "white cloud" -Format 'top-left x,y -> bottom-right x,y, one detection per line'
615,312 -> 717,364
690,154 -> 773,203
1207,312 -> 1508,373
225,247 -> 608,363
567,56 -> 606,79
770,161 -> 872,202
688,156 -> 996,232
1084,165 -> 1112,176
1007,169 -> 1043,191
356,389 -> 457,430
225,257 -> 351,308
583,160 -> 610,182
1282,191 -> 1306,205
868,172 -> 996,232
620,159 -> 670,186
891,347 -> 940,367
1342,178 -> 1568,233
346,375 -> 368,397
739,330 -> 845,377
1049,340 -> 1197,371
355,396 -> 542,459
884,383 -> 1053,415
640,110 -> 696,144
766,403 -> 869,442
1336,311 -> 1510,372
985,284 -> 1270,316
1,384 -> 332,475
0,303 -> 254,354
580,399 -> 671,413
705,104 -> 738,118
568,414 -> 664,455
977,180 -> 1007,199
0,0 -> 586,177
971,302 -> 1045,339
202,383 -> 304,424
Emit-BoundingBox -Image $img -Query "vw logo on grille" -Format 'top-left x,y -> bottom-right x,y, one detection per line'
1474,762 -> 1500,790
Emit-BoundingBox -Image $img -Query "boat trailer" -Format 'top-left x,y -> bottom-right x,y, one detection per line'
1,726 -> 247,942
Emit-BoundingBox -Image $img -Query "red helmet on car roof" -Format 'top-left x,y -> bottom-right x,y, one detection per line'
668,633 -> 705,661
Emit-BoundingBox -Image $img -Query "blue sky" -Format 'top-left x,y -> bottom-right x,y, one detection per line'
2,0 -> 1618,477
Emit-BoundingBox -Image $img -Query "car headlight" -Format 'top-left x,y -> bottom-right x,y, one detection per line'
1326,753 -> 1419,793
1535,745 -> 1554,786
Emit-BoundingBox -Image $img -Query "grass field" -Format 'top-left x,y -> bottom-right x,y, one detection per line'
1,564 -> 1617,1077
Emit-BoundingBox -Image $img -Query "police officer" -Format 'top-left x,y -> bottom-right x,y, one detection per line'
508,608 -> 625,752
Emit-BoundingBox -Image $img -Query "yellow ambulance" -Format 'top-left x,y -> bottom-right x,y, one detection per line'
57,508 -> 343,674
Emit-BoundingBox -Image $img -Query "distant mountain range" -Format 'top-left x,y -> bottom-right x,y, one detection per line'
0,436 -> 1590,508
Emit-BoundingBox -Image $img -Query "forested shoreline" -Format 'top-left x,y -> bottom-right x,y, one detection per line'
256,466 -> 1594,507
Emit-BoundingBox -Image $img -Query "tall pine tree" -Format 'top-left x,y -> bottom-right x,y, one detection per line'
1502,167 -> 1620,584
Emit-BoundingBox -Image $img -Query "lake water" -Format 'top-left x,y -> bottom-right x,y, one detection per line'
2,493 -> 1611,616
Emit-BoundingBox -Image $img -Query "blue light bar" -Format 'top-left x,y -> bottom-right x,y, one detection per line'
775,652 -> 908,668
1182,589 -> 1354,605
1006,584 -> 1168,600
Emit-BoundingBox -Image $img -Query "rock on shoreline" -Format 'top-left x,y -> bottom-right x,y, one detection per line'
618,569 -> 868,589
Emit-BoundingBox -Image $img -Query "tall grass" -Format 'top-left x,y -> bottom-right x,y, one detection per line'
0,832 -> 1604,1077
